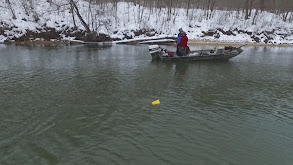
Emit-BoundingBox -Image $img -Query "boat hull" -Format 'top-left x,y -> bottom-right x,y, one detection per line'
149,45 -> 243,62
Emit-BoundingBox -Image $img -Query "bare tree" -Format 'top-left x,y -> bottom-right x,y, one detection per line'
167,0 -> 173,21
252,8 -> 259,25
70,1 -> 77,28
19,0 -> 30,15
277,0 -> 293,22
204,0 -> 216,20
186,0 -> 191,16
5,0 -> 16,19
244,0 -> 249,19
69,0 -> 91,32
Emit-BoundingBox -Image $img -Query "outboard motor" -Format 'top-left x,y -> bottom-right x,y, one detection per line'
149,45 -> 160,54
149,45 -> 162,60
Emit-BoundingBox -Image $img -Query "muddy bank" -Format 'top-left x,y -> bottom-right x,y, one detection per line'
0,26 -> 157,43
0,26 -> 113,43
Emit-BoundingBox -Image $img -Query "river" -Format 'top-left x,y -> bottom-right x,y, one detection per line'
0,44 -> 292,164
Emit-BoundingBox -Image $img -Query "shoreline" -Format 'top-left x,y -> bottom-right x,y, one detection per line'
1,39 -> 292,47
188,40 -> 293,47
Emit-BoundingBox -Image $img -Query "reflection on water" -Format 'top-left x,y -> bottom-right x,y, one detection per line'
0,44 -> 293,164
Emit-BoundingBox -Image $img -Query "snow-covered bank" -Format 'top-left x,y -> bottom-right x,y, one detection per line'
0,0 -> 292,45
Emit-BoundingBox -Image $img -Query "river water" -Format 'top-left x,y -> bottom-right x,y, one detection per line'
0,44 -> 292,165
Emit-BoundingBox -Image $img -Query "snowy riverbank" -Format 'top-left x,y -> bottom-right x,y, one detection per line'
1,1 -> 293,45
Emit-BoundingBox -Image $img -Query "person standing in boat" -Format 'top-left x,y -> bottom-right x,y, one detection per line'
177,28 -> 183,45
176,28 -> 183,54
177,31 -> 190,56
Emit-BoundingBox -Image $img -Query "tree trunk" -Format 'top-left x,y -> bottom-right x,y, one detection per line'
282,11 -> 289,22
209,0 -> 215,19
244,0 -> 249,19
5,0 -> 16,19
252,8 -> 259,25
69,0 -> 91,33
186,0 -> 191,16
70,2 -> 77,28
289,12 -> 293,23
167,0 -> 173,21
206,0 -> 211,20
88,0 -> 94,31
248,0 -> 253,17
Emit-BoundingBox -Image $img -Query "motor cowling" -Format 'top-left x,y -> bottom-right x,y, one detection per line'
149,45 -> 161,54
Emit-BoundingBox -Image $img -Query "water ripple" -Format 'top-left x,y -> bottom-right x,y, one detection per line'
1,45 -> 293,164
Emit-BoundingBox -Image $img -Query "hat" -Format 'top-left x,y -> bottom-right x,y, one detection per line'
182,31 -> 186,35
179,28 -> 183,32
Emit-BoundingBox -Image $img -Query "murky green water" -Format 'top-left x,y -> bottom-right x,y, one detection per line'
0,44 -> 292,165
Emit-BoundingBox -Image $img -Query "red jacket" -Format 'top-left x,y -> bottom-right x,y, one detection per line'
179,35 -> 188,47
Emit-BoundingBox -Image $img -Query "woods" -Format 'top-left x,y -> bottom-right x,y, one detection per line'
0,0 -> 292,43
3,0 -> 293,21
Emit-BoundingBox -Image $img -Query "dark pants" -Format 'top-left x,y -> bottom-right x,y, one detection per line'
176,45 -> 180,56
177,46 -> 187,56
